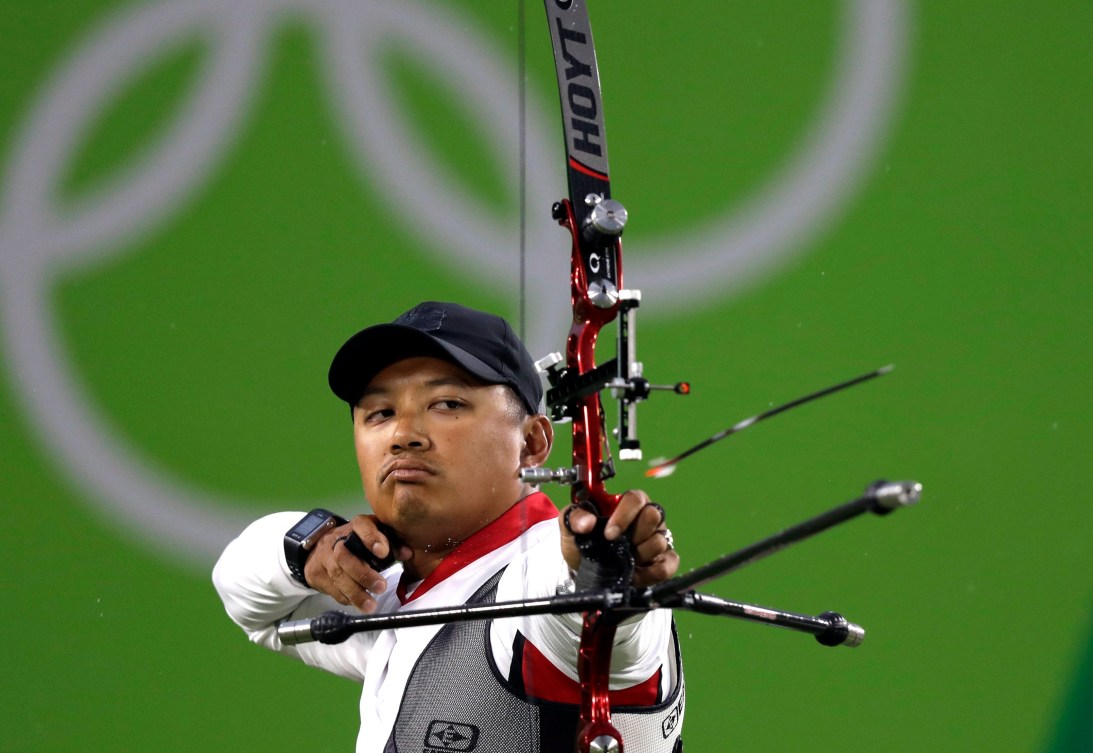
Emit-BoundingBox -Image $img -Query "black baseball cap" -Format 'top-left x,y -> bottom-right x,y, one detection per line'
328,301 -> 543,414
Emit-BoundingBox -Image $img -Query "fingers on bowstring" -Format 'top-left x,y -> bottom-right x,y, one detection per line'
303,523 -> 389,612
349,514 -> 405,562
331,533 -> 389,594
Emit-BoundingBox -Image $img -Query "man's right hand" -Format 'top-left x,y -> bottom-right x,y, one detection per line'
303,515 -> 409,612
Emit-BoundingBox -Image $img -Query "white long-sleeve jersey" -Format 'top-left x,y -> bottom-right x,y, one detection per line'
212,492 -> 679,753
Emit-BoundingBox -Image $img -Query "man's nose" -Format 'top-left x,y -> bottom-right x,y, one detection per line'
390,412 -> 429,451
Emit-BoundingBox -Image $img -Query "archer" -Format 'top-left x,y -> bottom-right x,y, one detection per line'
213,301 -> 686,752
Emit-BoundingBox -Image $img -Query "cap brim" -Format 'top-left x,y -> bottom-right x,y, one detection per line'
328,323 -> 509,405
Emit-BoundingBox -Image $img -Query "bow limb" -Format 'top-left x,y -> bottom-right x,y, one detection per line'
541,2 -> 629,751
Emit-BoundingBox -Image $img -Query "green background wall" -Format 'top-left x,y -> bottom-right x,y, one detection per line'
2,1 -> 1090,751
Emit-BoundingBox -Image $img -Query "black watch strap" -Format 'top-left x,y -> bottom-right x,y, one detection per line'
284,508 -> 346,586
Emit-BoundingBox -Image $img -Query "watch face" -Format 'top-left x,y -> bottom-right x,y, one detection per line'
289,511 -> 330,543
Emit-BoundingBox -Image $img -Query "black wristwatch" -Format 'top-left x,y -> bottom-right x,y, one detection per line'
284,508 -> 346,586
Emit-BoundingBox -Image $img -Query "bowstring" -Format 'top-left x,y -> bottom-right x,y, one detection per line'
516,0 -> 536,726
518,0 -> 527,343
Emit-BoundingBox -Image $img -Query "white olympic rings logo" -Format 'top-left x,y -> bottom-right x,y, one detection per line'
0,0 -> 909,567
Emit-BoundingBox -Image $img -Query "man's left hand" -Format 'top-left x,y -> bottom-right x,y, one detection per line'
562,490 -> 680,587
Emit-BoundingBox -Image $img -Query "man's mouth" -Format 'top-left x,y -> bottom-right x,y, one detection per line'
381,460 -> 435,484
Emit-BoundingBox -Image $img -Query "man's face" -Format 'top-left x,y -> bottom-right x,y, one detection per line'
352,356 -> 536,552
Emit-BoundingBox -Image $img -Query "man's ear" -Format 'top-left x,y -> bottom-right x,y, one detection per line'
521,414 -> 554,468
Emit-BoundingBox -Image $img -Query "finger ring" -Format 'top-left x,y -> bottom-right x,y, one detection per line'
658,528 -> 674,550
333,535 -> 350,549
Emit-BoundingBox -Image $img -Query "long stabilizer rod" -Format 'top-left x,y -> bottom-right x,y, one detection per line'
646,480 -> 922,603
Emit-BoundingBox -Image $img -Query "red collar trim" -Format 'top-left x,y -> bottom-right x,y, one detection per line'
396,491 -> 558,605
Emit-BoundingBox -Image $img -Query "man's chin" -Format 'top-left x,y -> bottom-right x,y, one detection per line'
387,491 -> 431,527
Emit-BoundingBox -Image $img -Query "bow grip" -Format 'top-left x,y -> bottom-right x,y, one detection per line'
565,506 -> 635,592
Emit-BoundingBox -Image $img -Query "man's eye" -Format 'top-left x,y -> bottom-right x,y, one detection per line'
434,399 -> 465,411
363,408 -> 393,423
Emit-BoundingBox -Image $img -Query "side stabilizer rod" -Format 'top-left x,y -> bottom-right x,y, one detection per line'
674,591 -> 864,647
278,590 -> 618,646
